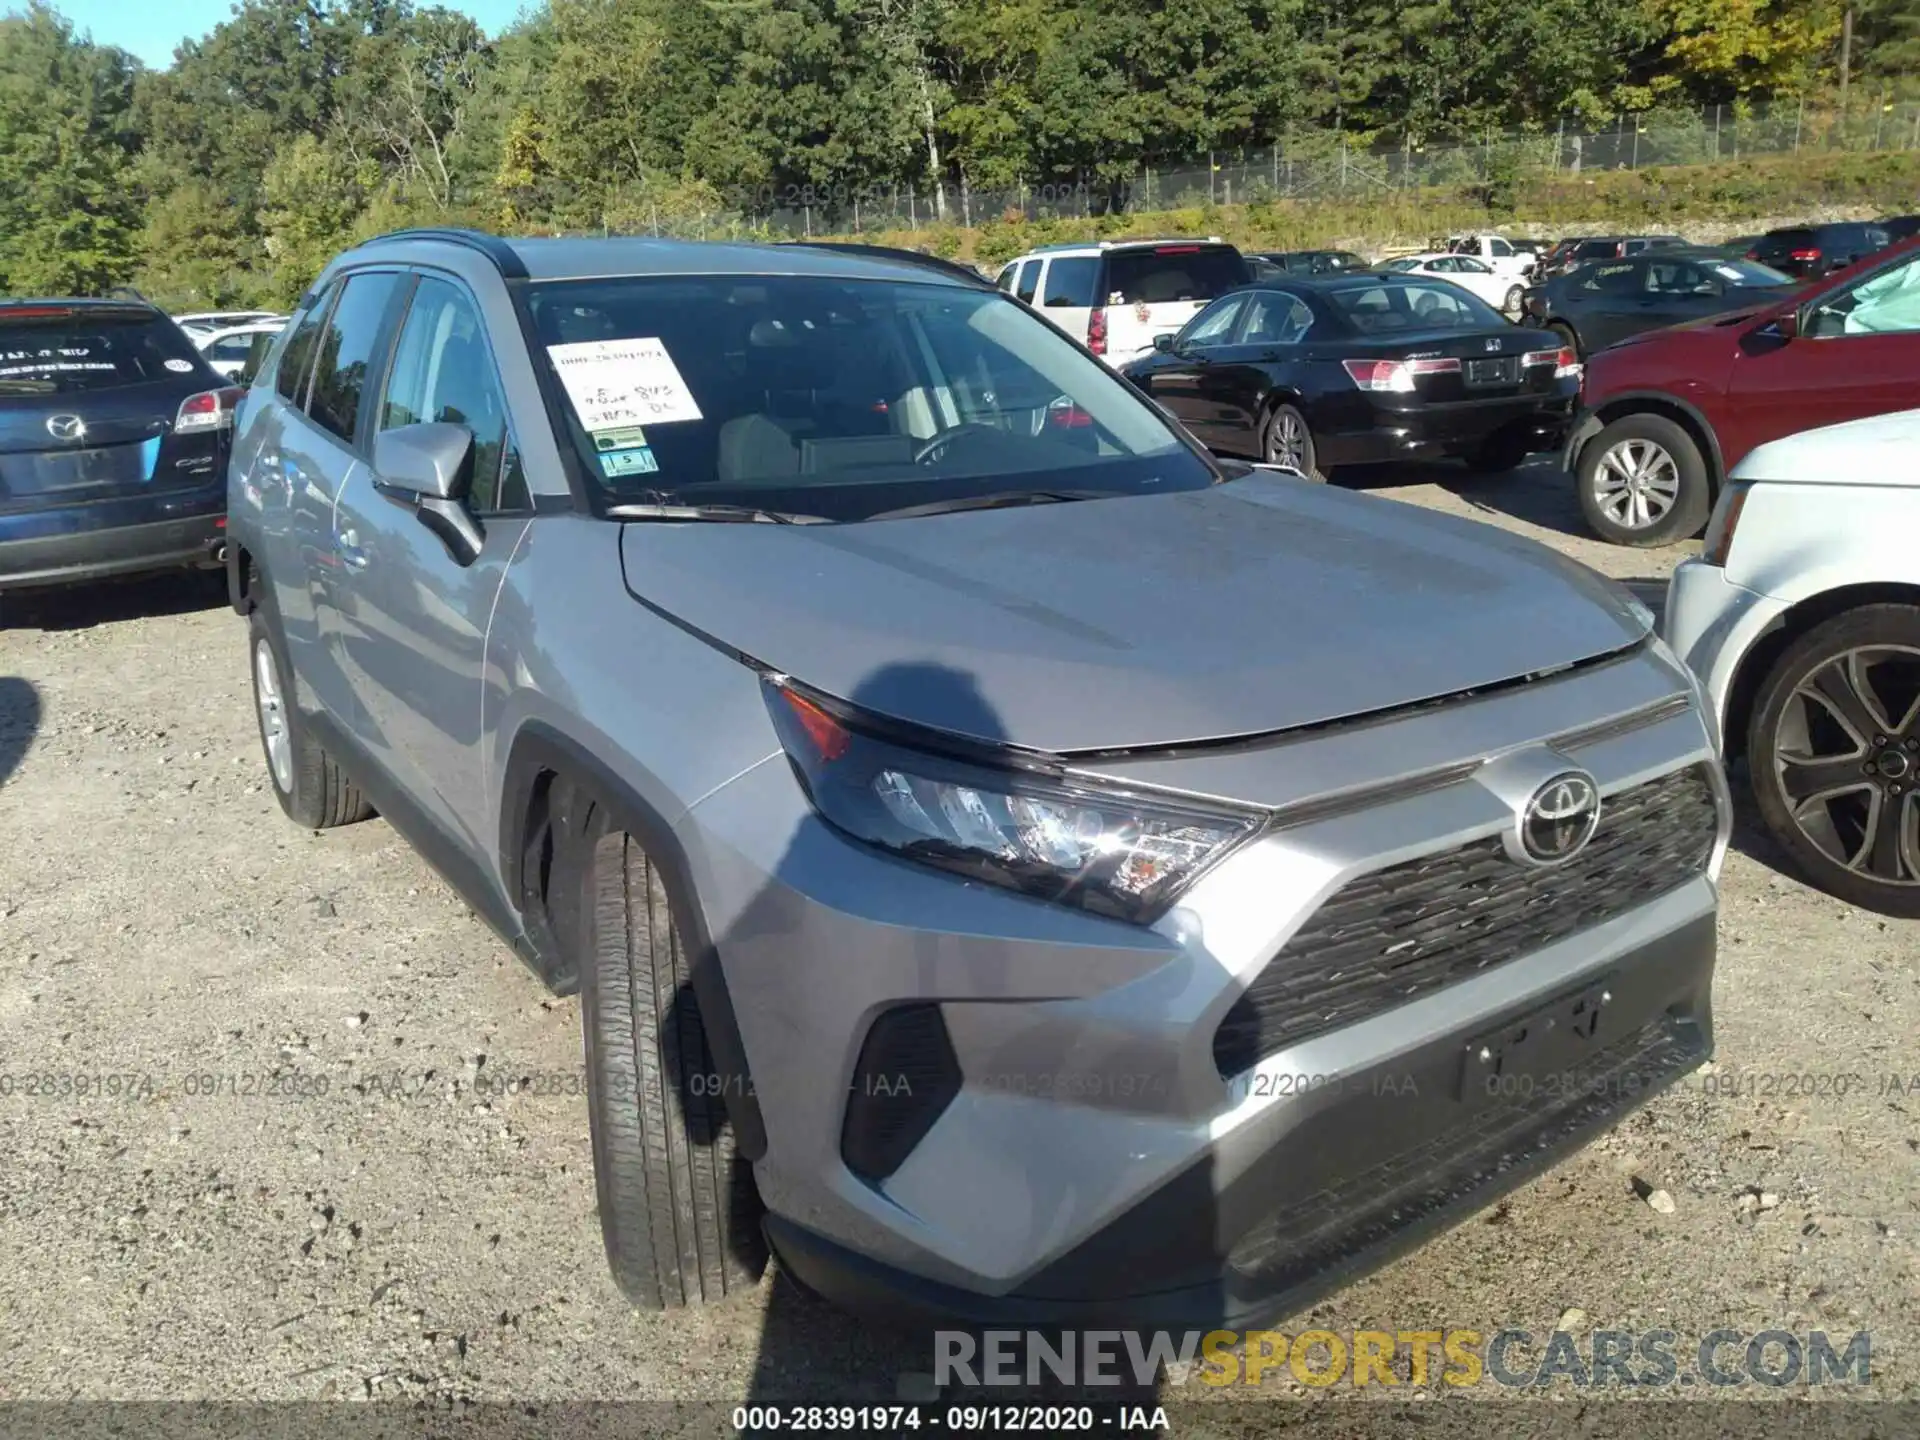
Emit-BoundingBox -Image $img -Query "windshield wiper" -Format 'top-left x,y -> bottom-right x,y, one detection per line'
866,488 -> 1113,522
606,502 -> 831,525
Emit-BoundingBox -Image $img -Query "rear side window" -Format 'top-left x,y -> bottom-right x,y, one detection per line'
0,308 -> 204,395
308,271 -> 403,444
275,285 -> 335,408
1581,262 -> 1640,293
1574,240 -> 1620,261
1105,247 -> 1248,305
1041,257 -> 1098,308
1014,261 -> 1040,303
995,265 -> 1017,293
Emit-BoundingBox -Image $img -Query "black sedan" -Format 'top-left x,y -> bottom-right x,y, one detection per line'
1121,274 -> 1580,479
1520,249 -> 1797,357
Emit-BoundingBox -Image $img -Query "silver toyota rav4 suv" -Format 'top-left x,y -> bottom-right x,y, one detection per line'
226,229 -> 1729,1328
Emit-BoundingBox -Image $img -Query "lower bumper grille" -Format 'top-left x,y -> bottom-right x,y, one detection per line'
1213,764 -> 1720,1075
1227,1015 -> 1702,1282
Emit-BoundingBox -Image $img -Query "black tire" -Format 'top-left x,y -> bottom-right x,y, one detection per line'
1260,402 -> 1331,482
1575,412 -> 1711,547
247,608 -> 372,829
1747,604 -> 1920,919
578,827 -> 766,1308
1547,320 -> 1581,358
1466,431 -> 1535,474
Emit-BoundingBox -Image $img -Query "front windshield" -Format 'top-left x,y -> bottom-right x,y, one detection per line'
525,274 -> 1211,520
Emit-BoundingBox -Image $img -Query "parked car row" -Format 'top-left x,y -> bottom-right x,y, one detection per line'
1566,234 -> 1920,545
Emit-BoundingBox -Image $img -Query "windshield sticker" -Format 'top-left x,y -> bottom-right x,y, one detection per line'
1714,265 -> 1747,281
592,425 -> 649,452
547,338 -> 703,428
599,445 -> 659,478
164,358 -> 194,373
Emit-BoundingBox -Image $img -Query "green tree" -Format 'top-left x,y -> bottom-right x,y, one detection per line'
0,3 -> 142,295
259,132 -> 373,303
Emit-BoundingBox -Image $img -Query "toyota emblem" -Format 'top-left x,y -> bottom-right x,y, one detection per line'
1514,771 -> 1600,866
46,414 -> 86,442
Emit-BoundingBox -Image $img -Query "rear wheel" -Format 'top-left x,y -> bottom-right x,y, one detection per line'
1261,403 -> 1329,483
1576,412 -> 1711,547
576,825 -> 767,1308
1467,431 -> 1536,474
1749,605 -> 1920,918
1503,285 -> 1525,317
1547,320 -> 1581,358
248,609 -> 372,829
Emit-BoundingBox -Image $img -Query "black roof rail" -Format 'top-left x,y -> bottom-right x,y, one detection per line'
780,241 -> 992,288
358,228 -> 529,280
104,284 -> 151,306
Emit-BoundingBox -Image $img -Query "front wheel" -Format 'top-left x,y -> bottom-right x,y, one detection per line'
1748,605 -> 1920,918
1576,412 -> 1710,547
577,826 -> 767,1308
1503,285 -> 1525,317
1261,403 -> 1330,483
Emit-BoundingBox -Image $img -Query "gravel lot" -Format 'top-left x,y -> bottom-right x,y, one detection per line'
1,459 -> 1914,1418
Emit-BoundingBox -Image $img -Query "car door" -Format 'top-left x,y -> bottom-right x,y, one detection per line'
251,274 -> 408,729
328,271 -> 534,856
1724,246 -> 1920,463
1565,260 -> 1643,351
1140,295 -> 1247,447
1632,257 -> 1708,335
1206,290 -> 1315,456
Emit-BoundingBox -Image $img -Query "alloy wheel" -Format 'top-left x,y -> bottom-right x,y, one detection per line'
254,637 -> 293,794
1593,438 -> 1680,530
1266,410 -> 1307,469
1772,644 -> 1920,886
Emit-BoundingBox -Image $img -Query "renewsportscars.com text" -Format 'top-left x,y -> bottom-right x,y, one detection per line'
933,1327 -> 1872,1389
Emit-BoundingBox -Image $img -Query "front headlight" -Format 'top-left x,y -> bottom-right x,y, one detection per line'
765,679 -> 1265,923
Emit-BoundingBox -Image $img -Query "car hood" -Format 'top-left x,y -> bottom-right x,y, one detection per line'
1732,406 -> 1920,488
619,476 -> 1651,753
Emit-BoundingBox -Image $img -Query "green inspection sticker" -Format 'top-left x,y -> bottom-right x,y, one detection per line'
593,425 -> 649,452
599,446 -> 659,477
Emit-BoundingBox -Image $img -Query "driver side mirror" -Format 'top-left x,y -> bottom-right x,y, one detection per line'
372,422 -> 485,566
1773,307 -> 1799,340
1152,332 -> 1176,352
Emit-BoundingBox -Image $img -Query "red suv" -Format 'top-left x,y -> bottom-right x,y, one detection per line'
1567,236 -> 1920,546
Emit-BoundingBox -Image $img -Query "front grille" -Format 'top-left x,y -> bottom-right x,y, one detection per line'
1226,1016 -> 1701,1283
1212,764 -> 1719,1076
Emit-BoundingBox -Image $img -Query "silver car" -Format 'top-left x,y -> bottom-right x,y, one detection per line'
226,229 -> 1730,1327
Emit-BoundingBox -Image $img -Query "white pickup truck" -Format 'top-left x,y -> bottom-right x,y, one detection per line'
1447,234 -> 1536,280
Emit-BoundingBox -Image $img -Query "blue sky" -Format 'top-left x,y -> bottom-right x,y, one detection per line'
53,0 -> 532,69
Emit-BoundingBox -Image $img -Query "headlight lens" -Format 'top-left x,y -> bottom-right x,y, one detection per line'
766,680 -> 1264,923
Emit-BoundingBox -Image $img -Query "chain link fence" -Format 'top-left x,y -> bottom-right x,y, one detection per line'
718,93 -> 1920,238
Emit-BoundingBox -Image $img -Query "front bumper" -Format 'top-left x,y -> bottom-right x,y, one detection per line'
0,489 -> 225,592
772,907 -> 1713,1330
1563,408 -> 1604,474
683,640 -> 1724,1328
1661,557 -> 1791,751
1320,394 -> 1576,467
